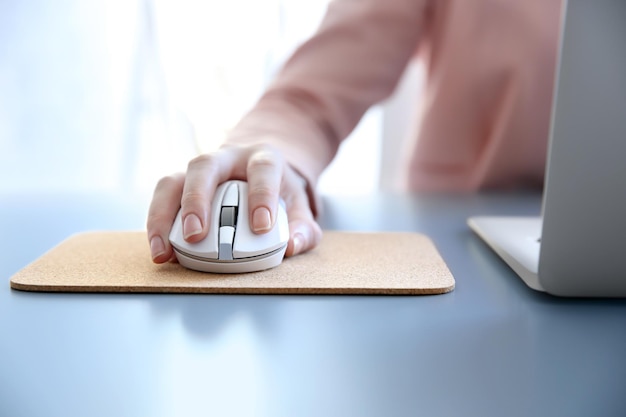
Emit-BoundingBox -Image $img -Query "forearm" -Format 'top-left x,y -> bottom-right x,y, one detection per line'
226,0 -> 430,190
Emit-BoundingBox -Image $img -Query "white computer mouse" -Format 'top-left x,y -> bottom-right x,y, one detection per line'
169,180 -> 289,273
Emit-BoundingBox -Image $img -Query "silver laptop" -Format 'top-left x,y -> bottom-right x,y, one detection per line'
468,0 -> 626,297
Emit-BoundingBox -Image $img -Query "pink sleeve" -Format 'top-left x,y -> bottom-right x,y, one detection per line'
227,0 -> 430,204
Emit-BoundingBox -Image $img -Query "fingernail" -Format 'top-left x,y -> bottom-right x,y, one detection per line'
292,233 -> 304,255
252,207 -> 272,232
183,214 -> 203,239
150,236 -> 166,260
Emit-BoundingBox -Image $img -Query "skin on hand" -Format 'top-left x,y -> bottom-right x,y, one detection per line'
146,144 -> 322,264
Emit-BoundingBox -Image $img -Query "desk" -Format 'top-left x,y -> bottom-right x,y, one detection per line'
1,192 -> 625,417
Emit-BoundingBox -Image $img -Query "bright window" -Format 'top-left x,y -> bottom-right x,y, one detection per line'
0,0 -> 385,196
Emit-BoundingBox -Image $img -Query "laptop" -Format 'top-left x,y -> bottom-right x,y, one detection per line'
468,0 -> 626,297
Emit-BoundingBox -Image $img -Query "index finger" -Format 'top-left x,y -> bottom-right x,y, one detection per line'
179,149 -> 239,242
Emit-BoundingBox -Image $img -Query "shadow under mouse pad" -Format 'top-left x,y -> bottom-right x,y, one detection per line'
9,231 -> 455,295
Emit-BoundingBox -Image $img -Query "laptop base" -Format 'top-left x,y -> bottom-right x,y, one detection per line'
468,216 -> 544,292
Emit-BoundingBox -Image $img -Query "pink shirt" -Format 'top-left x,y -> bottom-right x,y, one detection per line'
228,0 -> 563,195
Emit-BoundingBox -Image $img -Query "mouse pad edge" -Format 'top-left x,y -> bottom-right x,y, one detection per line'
9,230 -> 455,295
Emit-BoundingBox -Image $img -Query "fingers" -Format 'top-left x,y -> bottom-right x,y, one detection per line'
146,173 -> 185,263
179,147 -> 246,243
246,147 -> 284,233
243,145 -> 322,256
285,214 -> 322,257
245,148 -> 321,255
148,148 -> 236,263
147,143 -> 322,264
282,168 -> 323,257
179,153 -> 222,243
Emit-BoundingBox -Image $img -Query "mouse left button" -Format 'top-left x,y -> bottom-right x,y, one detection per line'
169,209 -> 219,259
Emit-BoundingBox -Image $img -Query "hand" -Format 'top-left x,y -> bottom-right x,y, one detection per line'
146,143 -> 322,263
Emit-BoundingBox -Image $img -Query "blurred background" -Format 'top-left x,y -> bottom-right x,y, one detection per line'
0,0 -> 423,201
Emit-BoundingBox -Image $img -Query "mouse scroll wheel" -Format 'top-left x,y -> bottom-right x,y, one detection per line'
218,207 -> 237,260
218,182 -> 239,261
220,206 -> 237,227
219,182 -> 239,228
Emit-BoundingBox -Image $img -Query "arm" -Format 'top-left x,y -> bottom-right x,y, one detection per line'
229,0 -> 430,200
147,0 -> 430,262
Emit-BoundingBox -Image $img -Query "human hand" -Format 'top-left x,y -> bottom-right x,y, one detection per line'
146,143 -> 322,264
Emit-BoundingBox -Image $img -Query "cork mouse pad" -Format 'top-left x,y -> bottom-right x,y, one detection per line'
9,231 -> 455,295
